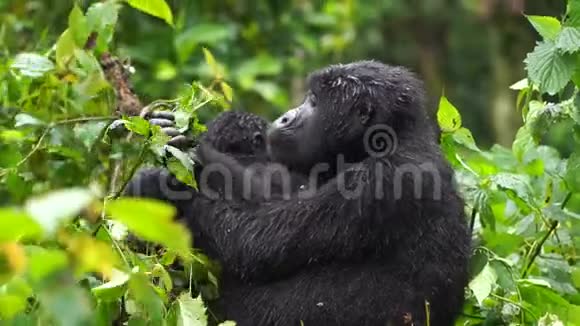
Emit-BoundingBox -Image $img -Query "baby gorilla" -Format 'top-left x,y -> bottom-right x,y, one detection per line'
125,110 -> 306,211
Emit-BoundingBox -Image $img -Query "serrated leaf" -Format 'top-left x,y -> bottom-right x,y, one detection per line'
490,173 -> 535,208
124,116 -> 150,136
525,41 -> 575,95
11,53 -> 55,78
177,293 -> 207,326
469,263 -> 497,305
556,27 -> 580,53
437,95 -> 462,132
126,0 -> 174,26
527,15 -> 562,40
24,188 -> 95,235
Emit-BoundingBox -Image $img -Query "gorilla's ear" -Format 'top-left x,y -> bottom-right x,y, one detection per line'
357,100 -> 374,126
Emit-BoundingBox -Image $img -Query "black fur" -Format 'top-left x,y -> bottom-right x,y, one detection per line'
191,61 -> 470,326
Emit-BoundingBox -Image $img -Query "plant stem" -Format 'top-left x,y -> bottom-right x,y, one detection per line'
521,220 -> 559,278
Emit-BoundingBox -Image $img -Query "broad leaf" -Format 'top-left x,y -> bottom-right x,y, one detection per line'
469,263 -> 497,305
177,293 -> 207,326
106,198 -> 191,256
24,188 -> 95,235
527,15 -> 562,40
0,209 -> 43,242
126,0 -> 174,26
525,41 -> 575,95
437,95 -> 462,132
11,53 -> 55,78
556,27 -> 580,53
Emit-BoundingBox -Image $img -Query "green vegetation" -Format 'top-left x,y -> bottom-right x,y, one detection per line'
0,0 -> 579,325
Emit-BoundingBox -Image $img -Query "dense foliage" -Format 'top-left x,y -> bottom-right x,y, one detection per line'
0,0 -> 579,325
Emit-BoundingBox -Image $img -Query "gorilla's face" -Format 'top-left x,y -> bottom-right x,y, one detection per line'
267,92 -> 324,173
267,61 -> 428,174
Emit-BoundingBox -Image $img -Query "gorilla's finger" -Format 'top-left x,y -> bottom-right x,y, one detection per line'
109,119 -> 128,136
150,111 -> 175,121
162,127 -> 181,137
167,135 -> 194,149
149,118 -> 175,128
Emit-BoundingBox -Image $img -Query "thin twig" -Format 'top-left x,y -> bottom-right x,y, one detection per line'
521,220 -> 559,278
112,141 -> 149,198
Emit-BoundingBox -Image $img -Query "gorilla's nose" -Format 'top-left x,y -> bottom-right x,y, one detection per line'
272,109 -> 298,129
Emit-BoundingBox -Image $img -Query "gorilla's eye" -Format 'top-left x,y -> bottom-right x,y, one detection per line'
252,132 -> 264,146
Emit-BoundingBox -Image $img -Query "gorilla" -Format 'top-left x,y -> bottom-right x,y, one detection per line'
184,61 -> 470,326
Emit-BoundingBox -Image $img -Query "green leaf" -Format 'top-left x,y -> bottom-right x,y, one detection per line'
123,116 -> 150,136
519,282 -> 580,325
452,127 -> 479,151
527,15 -> 562,40
177,293 -> 207,326
566,0 -> 580,27
86,1 -> 119,52
437,95 -> 462,132
55,29 -> 77,69
25,247 -> 69,282
556,27 -> 580,53
512,126 -> 536,162
11,53 -> 55,78
565,151 -> 580,192
106,198 -> 191,256
125,0 -> 174,26
235,55 -> 283,79
525,41 -> 575,95
221,82 -> 233,102
250,81 -> 288,106
0,209 -> 43,242
468,262 -> 497,305
490,173 -> 535,209
24,188 -> 95,235
92,269 -> 130,301
510,78 -> 530,90
202,48 -> 223,79
14,113 -> 45,127
175,24 -> 233,62
68,4 -> 89,47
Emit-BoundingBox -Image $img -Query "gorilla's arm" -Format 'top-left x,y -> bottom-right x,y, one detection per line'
191,144 -> 459,281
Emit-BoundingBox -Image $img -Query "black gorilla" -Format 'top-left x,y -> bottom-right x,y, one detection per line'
189,61 -> 470,326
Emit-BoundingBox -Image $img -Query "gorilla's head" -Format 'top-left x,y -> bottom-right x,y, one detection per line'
203,111 -> 269,159
267,61 -> 432,174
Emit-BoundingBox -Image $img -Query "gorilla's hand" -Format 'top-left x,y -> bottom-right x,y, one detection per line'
110,110 -> 193,150
142,110 -> 193,150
